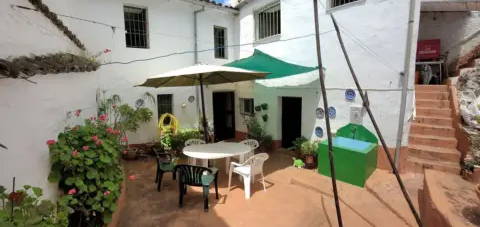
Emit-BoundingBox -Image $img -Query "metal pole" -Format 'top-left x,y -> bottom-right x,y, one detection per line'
394,0 -> 416,168
199,75 -> 209,143
312,1 -> 343,226
330,14 -> 423,227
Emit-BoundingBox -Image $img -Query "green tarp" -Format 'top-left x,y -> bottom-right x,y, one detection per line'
224,49 -> 318,79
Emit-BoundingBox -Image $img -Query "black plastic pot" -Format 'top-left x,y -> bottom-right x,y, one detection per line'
68,210 -> 104,227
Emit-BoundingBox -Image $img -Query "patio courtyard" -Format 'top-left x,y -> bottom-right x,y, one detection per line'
117,149 -> 422,227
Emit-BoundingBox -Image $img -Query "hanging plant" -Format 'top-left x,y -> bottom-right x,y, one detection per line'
261,103 -> 268,110
262,114 -> 268,122
255,105 -> 262,112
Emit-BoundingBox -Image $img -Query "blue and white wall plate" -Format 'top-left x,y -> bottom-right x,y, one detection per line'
328,106 -> 336,119
315,126 -> 324,138
345,89 -> 356,101
316,107 -> 324,119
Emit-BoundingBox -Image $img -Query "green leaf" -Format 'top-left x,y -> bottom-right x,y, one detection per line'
103,212 -> 113,223
75,178 -> 84,187
65,177 -> 75,186
85,159 -> 94,165
48,170 -> 61,182
86,169 -> 98,179
88,184 -> 97,192
99,154 -> 112,164
32,187 -> 43,197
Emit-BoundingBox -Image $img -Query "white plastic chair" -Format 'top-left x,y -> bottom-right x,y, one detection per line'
184,139 -> 205,166
227,153 -> 269,199
225,139 -> 259,174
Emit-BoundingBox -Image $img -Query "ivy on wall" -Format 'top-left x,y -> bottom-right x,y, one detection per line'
0,53 -> 100,79
28,0 -> 86,50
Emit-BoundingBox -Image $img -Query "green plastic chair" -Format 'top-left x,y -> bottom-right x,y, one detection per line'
174,164 -> 219,212
335,123 -> 378,144
153,147 -> 176,191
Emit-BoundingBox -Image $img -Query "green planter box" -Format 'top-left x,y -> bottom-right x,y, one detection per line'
317,136 -> 377,187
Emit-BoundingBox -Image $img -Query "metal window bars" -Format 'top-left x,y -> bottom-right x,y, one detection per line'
331,0 -> 359,8
124,6 -> 148,48
214,26 -> 227,59
257,2 -> 281,40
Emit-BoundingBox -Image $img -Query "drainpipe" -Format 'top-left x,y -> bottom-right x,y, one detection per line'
194,6 -> 205,124
394,0 -> 417,168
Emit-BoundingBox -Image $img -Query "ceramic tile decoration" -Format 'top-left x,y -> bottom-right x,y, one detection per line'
328,106 -> 336,119
188,95 -> 195,103
315,126 -> 324,138
316,107 -> 324,119
345,89 -> 356,101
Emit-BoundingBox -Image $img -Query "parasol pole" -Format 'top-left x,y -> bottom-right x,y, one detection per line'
198,74 -> 209,143
312,0 -> 343,226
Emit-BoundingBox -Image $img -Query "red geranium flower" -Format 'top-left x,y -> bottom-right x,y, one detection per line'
96,140 -> 103,145
99,114 -> 108,121
122,150 -> 128,155
46,139 -> 56,146
82,146 -> 89,151
106,128 -> 114,134
74,109 -> 82,117
103,191 -> 111,196
103,49 -> 111,54
91,135 -> 98,141
8,191 -> 25,205
128,175 -> 136,181
72,150 -> 79,157
121,136 -> 128,142
113,129 -> 121,135
67,188 -> 77,195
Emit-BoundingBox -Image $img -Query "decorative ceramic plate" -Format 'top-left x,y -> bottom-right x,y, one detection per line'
345,89 -> 356,101
328,106 -> 336,119
188,96 -> 195,103
315,126 -> 324,138
316,107 -> 324,119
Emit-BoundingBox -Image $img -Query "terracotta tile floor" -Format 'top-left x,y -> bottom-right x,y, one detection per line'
117,150 -> 423,227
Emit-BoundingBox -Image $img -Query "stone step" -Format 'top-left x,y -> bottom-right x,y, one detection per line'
415,85 -> 448,92
409,134 -> 457,149
415,107 -> 452,118
416,99 -> 450,108
408,144 -> 460,162
407,156 -> 460,174
410,123 -> 455,137
415,91 -> 449,100
413,116 -> 453,127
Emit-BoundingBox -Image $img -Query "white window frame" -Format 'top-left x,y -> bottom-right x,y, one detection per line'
254,1 -> 281,41
214,26 -> 228,59
239,98 -> 254,116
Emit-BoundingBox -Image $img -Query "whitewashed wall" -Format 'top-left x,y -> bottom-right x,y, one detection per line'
236,0 -> 417,147
419,11 -> 480,66
0,0 -> 236,199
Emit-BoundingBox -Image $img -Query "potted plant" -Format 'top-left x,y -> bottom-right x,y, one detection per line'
301,140 -> 318,169
244,116 -> 273,152
292,136 -> 308,158
462,157 -> 480,183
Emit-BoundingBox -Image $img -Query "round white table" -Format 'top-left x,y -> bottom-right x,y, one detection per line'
183,142 -> 251,173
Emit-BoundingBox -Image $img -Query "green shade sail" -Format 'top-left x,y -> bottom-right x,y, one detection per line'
224,49 -> 318,79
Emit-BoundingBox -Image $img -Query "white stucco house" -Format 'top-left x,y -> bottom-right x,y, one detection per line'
0,0 -> 423,198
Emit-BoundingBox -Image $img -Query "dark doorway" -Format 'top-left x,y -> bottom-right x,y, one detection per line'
213,92 -> 235,141
282,97 -> 302,148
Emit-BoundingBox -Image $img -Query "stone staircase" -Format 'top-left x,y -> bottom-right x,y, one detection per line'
407,85 -> 461,174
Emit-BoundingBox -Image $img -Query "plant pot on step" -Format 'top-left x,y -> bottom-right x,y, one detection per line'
122,148 -> 138,160
303,154 -> 316,169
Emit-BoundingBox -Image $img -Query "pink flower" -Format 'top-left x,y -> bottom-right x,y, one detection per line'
128,175 -> 136,181
113,129 -> 121,135
67,188 -> 77,195
99,114 -> 108,121
46,140 -> 56,146
103,49 -> 111,54
122,150 -> 128,155
103,191 -> 111,196
106,128 -> 114,134
74,109 -> 81,117
82,146 -> 89,151
91,136 -> 98,141
96,140 -> 103,145
71,150 -> 79,157
121,136 -> 128,142
112,104 -> 117,109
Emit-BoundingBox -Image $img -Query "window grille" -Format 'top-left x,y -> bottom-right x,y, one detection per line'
214,26 -> 227,59
124,6 -> 148,48
331,0 -> 359,8
157,94 -> 173,116
240,98 -> 254,115
256,2 -> 281,40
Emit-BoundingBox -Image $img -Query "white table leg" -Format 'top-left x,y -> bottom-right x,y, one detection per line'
225,157 -> 231,174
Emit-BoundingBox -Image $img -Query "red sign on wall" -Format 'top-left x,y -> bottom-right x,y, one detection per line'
417,39 -> 441,60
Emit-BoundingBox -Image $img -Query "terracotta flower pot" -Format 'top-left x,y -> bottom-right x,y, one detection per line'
304,154 -> 316,169
472,165 -> 480,183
